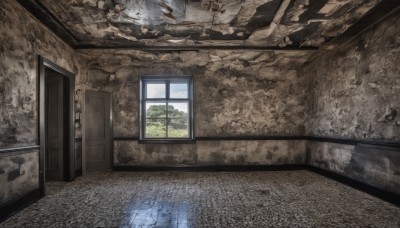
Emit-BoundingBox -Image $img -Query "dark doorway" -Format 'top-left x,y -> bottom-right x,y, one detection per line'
39,57 -> 75,196
44,69 -> 67,181
84,91 -> 112,171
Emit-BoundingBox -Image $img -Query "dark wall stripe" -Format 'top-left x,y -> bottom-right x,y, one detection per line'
0,145 -> 40,154
196,136 -> 308,141
112,136 -> 400,149
308,137 -> 400,149
113,136 -> 307,141
113,137 -> 139,141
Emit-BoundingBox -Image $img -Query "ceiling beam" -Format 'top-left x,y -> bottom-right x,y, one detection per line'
16,0 -> 78,47
74,45 -> 319,51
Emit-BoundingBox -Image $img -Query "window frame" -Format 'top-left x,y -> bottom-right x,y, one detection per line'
139,75 -> 195,144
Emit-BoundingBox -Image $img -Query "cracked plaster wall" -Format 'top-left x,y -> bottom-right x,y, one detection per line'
0,151 -> 39,206
304,12 -> 400,141
0,0 -> 90,206
304,11 -> 400,194
76,49 -> 308,165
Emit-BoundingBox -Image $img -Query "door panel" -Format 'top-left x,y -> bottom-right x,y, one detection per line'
84,91 -> 111,171
45,71 -> 64,181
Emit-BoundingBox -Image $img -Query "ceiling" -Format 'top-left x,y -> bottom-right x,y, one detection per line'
16,0 -> 398,50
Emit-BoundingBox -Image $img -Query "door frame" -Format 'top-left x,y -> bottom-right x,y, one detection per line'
82,90 -> 113,174
38,56 -> 75,196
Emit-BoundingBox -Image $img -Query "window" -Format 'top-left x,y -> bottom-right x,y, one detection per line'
139,76 -> 194,143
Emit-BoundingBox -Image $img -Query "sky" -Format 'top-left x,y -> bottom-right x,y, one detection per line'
146,83 -> 188,98
146,83 -> 188,112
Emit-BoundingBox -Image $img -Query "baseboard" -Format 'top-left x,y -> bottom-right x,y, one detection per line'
75,168 -> 82,177
0,189 -> 42,223
307,166 -> 400,207
113,164 -> 307,172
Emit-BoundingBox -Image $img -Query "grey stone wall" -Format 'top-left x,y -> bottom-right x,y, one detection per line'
304,12 -> 400,141
0,150 -> 39,205
114,140 -> 306,166
0,0 -> 90,207
0,0 -> 90,148
303,12 -> 400,194
307,141 -> 400,195
76,49 -> 309,165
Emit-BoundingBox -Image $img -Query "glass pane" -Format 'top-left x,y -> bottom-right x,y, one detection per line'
145,119 -> 166,138
146,82 -> 166,98
167,102 -> 189,138
146,102 -> 166,118
168,102 -> 188,118
168,119 -> 189,138
170,82 -> 188,98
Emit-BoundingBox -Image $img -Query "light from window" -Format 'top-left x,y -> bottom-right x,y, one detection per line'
140,76 -> 194,142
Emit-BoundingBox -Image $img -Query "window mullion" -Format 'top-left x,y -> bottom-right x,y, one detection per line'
140,76 -> 193,141
166,81 -> 169,138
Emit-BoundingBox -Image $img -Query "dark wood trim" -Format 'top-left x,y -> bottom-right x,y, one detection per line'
0,145 -> 40,153
308,137 -> 357,145
307,166 -> 400,207
138,139 -> 196,144
75,168 -> 82,177
109,92 -> 114,171
113,164 -> 307,172
38,56 -> 76,197
113,137 -> 140,141
329,0 -> 400,47
196,136 -> 308,141
0,189 -> 42,223
113,136 -> 308,141
308,136 -> 400,148
15,0 -> 78,47
111,136 -> 400,149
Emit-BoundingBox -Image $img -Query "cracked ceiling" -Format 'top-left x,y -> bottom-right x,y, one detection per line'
16,0 -> 387,49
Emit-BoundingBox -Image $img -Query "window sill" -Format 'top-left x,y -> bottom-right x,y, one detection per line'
138,139 -> 196,144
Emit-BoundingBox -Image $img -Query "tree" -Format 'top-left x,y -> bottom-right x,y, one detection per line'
145,104 -> 188,137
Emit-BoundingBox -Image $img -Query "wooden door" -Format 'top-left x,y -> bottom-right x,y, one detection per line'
45,70 -> 64,181
84,91 -> 112,171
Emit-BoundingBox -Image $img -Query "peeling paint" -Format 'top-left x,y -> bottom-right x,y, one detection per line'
34,0 -> 379,47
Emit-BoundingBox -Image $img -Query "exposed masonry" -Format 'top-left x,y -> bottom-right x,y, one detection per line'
76,49 -> 310,137
0,0 -> 90,207
75,49 -> 309,166
0,0 -> 91,148
39,0 -> 379,47
305,11 -> 400,196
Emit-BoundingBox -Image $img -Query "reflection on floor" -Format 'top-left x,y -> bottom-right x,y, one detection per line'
1,170 -> 400,227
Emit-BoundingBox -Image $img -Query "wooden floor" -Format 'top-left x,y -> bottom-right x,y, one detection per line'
1,170 -> 400,227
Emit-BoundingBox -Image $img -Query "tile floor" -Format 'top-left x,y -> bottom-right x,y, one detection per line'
1,170 -> 399,227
